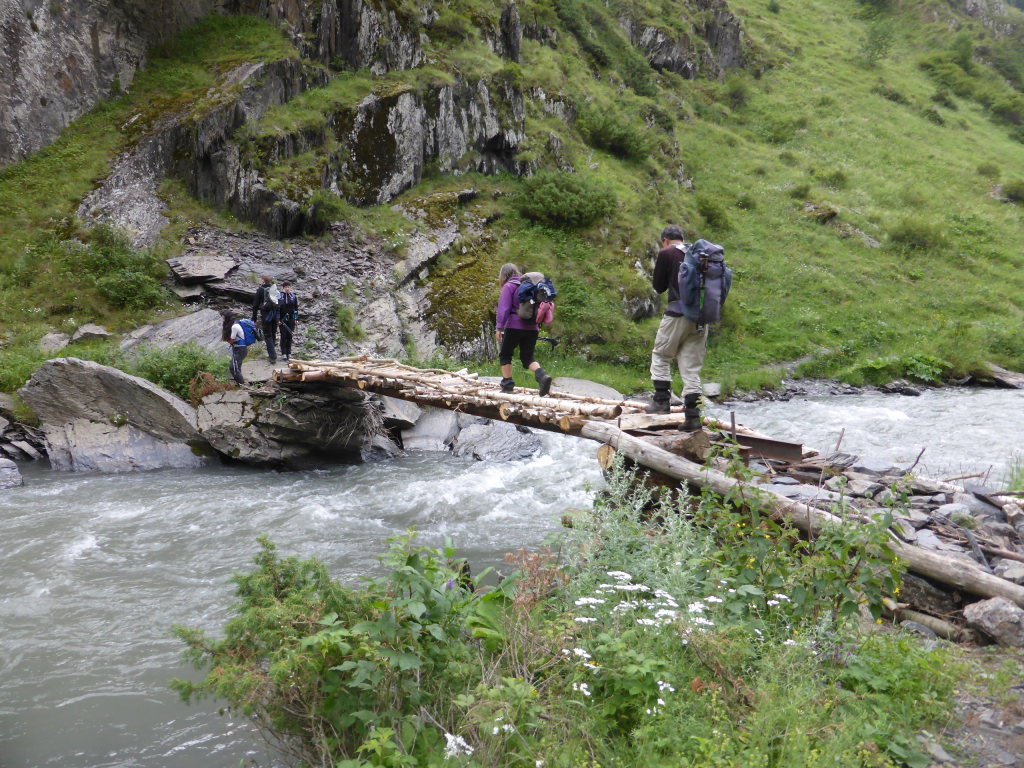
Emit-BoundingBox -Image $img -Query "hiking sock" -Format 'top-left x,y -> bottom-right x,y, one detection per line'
534,367 -> 552,397
645,380 -> 672,414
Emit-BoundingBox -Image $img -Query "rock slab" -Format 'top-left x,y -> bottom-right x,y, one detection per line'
18,358 -> 207,472
963,597 -> 1024,648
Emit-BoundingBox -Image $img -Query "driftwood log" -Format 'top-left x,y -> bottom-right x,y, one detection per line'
580,421 -> 1024,608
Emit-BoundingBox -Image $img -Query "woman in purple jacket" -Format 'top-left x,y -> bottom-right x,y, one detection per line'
495,263 -> 553,396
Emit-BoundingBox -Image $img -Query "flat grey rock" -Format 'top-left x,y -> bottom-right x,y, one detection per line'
70,323 -> 111,343
762,483 -> 842,502
167,253 -> 239,283
994,560 -> 1024,584
38,331 -> 70,353
378,395 -> 422,431
120,308 -> 227,356
963,597 -> 1024,648
551,377 -> 623,400
452,420 -> 541,461
402,408 -> 460,452
850,457 -> 903,476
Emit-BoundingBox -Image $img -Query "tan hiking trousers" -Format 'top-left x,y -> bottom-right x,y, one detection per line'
649,314 -> 708,396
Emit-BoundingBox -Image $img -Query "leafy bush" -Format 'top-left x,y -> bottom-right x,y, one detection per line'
127,343 -> 226,400
307,189 -> 345,231
860,19 -> 895,66
577,106 -> 654,160
174,459 -> 960,768
976,162 -> 1000,179
767,0 -> 780,12
888,217 -> 947,249
58,225 -> 167,310
514,171 -> 615,229
696,195 -> 732,231
724,75 -> 750,109
1003,178 -> 1024,203
735,193 -> 757,210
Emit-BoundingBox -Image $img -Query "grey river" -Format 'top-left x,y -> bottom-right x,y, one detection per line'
1,386 -> 1022,767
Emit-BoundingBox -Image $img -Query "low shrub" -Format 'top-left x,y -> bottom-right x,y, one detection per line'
696,194 -> 732,231
58,225 -> 168,310
514,171 -> 615,229
1002,178 -> 1024,203
976,162 -> 1000,180
888,217 -> 947,250
577,106 -> 654,160
334,299 -> 366,343
127,343 -> 226,400
724,75 -> 750,109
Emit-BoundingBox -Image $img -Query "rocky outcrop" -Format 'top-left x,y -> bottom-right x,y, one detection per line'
0,458 -> 23,489
18,357 -> 209,471
195,386 -> 394,466
120,307 -> 228,356
0,0 -> 224,167
619,0 -> 748,80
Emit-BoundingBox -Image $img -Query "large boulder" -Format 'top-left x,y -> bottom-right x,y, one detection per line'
0,458 -> 23,489
120,308 -> 227,356
963,597 -> 1024,648
196,387 -> 395,467
452,419 -> 542,461
18,358 -> 208,472
401,408 -> 460,452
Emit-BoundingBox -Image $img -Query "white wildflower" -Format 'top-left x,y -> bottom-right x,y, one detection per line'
636,618 -> 657,626
767,599 -> 780,607
773,593 -> 791,602
574,616 -> 597,624
687,601 -> 707,614
572,648 -> 592,660
658,680 -> 676,693
613,583 -> 651,592
784,638 -> 797,646
705,595 -> 724,604
657,698 -> 666,707
443,732 -> 474,758
607,570 -> 632,581
572,682 -> 592,697
692,616 -> 715,627
575,597 -> 606,606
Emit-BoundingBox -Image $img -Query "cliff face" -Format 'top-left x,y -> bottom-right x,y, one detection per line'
0,0 -> 224,167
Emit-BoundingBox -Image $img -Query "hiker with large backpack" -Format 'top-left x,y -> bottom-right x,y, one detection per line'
221,309 -> 258,385
495,263 -> 554,396
252,275 -> 280,365
646,226 -> 733,429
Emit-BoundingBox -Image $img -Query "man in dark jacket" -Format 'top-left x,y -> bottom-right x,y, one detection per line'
277,281 -> 299,361
252,275 -> 279,364
646,225 -> 705,429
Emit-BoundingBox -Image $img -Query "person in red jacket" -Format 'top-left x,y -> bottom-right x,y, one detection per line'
495,263 -> 553,396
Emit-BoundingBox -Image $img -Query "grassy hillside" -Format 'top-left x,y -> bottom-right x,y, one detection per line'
1,0 -> 1023,396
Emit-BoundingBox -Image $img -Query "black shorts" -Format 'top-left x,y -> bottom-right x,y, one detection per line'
499,328 -> 539,367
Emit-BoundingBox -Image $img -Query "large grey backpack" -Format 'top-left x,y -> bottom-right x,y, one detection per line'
669,240 -> 733,326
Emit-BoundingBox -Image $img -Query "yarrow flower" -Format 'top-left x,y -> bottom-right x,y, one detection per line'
572,682 -> 592,697
575,597 -> 606,606
443,732 -> 474,758
705,595 -> 724,604
574,616 -> 597,624
687,601 -> 707,614
606,570 -> 632,581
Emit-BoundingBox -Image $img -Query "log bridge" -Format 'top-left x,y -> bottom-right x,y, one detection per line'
277,358 -> 1024,612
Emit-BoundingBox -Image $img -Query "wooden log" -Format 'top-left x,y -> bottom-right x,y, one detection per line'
579,420 -> 1024,608
643,430 -> 713,463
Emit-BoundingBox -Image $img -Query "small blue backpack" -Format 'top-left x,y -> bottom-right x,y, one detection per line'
237,319 -> 259,347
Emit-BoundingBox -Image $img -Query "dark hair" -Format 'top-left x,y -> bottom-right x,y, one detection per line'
282,281 -> 292,288
221,310 -> 236,342
661,225 -> 686,242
